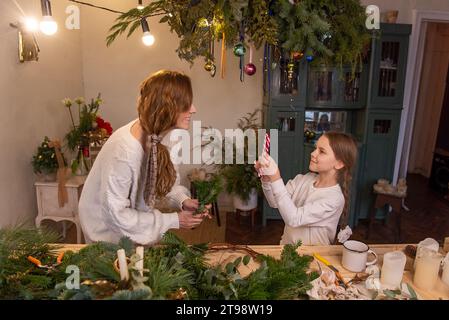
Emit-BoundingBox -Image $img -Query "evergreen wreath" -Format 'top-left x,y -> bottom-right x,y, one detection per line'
0,227 -> 318,300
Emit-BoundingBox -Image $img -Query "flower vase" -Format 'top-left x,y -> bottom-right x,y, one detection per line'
72,147 -> 90,176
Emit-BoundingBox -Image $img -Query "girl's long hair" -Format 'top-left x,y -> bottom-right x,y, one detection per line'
138,70 -> 192,201
324,132 -> 358,226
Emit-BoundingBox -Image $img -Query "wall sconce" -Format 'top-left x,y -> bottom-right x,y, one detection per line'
10,22 -> 40,63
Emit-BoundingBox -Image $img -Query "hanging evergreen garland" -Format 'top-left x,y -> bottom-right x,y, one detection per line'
106,0 -> 370,72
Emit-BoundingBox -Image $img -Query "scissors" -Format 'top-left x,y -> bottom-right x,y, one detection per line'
27,251 -> 65,271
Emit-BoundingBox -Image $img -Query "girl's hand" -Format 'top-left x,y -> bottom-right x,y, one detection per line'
257,153 -> 279,176
178,210 -> 205,229
182,198 -> 199,211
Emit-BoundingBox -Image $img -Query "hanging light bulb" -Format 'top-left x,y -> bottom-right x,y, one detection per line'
24,17 -> 39,32
141,18 -> 155,46
137,0 -> 145,10
39,0 -> 57,35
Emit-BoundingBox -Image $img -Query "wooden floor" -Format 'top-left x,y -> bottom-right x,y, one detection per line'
58,174 -> 448,246
225,174 -> 449,246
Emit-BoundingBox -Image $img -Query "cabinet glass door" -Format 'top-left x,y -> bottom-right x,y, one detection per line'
378,41 -> 399,98
264,46 -> 305,107
371,33 -> 409,108
308,68 -> 338,107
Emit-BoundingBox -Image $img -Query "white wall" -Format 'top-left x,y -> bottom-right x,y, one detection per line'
0,0 -> 84,227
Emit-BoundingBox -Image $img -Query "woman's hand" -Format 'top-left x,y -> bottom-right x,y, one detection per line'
182,199 -> 212,219
178,210 -> 205,229
182,198 -> 199,211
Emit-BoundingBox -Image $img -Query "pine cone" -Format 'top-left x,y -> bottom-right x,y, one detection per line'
404,245 -> 417,258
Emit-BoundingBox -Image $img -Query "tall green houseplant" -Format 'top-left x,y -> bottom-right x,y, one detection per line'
218,109 -> 262,202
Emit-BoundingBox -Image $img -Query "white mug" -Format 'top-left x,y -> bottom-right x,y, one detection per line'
342,240 -> 378,272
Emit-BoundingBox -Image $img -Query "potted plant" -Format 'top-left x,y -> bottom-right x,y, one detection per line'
62,94 -> 113,175
217,110 -> 262,211
32,136 -> 66,181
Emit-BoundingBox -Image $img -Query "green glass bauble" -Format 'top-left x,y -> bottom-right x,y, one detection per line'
233,43 -> 246,57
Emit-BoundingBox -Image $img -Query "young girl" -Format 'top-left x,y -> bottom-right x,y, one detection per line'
255,132 -> 357,245
79,70 -> 209,245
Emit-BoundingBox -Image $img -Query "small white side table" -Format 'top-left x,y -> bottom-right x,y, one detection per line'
35,175 -> 86,244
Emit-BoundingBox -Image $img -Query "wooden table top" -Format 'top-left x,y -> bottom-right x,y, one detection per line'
55,243 -> 449,300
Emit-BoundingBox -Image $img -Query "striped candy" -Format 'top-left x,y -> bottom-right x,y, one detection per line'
264,133 -> 270,155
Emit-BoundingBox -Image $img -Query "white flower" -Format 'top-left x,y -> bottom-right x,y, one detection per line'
62,98 -> 72,107
75,97 -> 85,105
337,225 -> 353,243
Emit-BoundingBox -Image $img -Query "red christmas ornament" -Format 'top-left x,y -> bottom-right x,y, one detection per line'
244,45 -> 256,76
244,63 -> 256,76
292,51 -> 304,60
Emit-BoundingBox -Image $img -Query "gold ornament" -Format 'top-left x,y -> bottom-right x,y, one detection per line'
287,62 -> 295,81
204,60 -> 215,72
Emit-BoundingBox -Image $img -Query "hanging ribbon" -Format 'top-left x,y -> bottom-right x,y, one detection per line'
239,24 -> 245,82
220,32 -> 226,79
263,43 -> 268,94
48,140 -> 68,208
240,55 -> 244,82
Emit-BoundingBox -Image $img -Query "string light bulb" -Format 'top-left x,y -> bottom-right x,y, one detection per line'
137,0 -> 145,10
140,18 -> 155,46
24,17 -> 39,32
39,0 -> 57,35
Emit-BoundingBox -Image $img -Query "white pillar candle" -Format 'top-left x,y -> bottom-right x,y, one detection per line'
380,251 -> 406,289
413,247 -> 443,290
136,246 -> 144,276
442,252 -> 449,286
414,238 -> 439,269
117,249 -> 129,281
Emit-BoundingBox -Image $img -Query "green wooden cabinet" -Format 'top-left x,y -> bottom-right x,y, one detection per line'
337,66 -> 369,109
355,110 -> 402,220
307,65 -> 369,109
369,23 -> 412,109
263,53 -> 307,108
308,66 -> 338,108
262,107 -> 304,226
261,23 -> 411,228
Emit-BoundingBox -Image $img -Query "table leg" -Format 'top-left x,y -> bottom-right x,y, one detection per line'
214,201 -> 221,227
251,209 -> 256,230
393,209 -> 402,243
